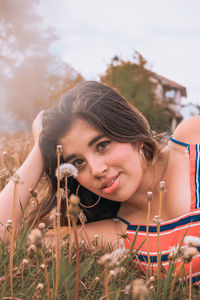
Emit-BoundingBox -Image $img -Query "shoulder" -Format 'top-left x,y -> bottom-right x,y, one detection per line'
173,116 -> 200,144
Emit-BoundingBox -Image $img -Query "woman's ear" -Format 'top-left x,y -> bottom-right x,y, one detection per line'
138,143 -> 148,172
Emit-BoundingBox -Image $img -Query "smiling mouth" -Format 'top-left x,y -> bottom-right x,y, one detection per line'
103,175 -> 119,188
101,174 -> 120,194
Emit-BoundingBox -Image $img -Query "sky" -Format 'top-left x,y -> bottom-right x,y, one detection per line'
38,0 -> 200,105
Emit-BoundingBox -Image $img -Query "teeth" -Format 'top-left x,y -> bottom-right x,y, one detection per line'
105,176 -> 117,188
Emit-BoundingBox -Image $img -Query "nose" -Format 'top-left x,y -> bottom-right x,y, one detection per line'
88,156 -> 108,178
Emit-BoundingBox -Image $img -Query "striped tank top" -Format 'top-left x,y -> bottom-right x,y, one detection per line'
118,137 -> 200,284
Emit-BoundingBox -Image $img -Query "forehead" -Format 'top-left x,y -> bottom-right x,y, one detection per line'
59,119 -> 102,156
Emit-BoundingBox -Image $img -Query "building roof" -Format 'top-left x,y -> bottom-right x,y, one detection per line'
153,73 -> 187,97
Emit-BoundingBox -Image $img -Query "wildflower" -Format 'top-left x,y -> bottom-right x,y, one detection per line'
5,219 -> 12,231
183,246 -> 198,263
40,264 -> 45,270
32,283 -> 44,300
92,234 -> 99,246
37,283 -> 44,290
49,207 -> 57,221
27,244 -> 37,259
168,246 -> 181,261
22,258 -> 29,266
98,248 -> 128,267
160,181 -> 165,191
38,223 -> 45,230
132,278 -> 149,300
12,173 -> 23,183
80,240 -> 85,247
152,215 -> 163,225
68,204 -> 80,220
58,187 -> 66,199
56,145 -> 63,155
146,276 -> 155,288
70,194 -> 80,206
184,236 -> 200,247
28,228 -> 42,248
124,284 -> 131,294
78,211 -> 87,224
55,163 -> 78,179
147,191 -> 153,201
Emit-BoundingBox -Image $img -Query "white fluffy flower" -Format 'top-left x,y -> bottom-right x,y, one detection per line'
55,163 -> 78,179
184,236 -> 200,247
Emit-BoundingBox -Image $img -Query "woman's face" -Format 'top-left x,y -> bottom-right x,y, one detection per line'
59,119 -> 144,203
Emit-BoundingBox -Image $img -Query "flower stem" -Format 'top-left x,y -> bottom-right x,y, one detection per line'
146,197 -> 152,277
65,175 -> 72,264
9,180 -> 18,300
40,250 -> 51,300
72,219 -> 80,300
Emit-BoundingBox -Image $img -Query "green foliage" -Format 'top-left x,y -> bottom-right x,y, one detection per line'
101,53 -> 174,132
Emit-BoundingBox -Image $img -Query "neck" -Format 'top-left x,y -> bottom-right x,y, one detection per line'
126,145 -> 169,211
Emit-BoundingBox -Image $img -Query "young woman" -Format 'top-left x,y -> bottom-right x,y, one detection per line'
0,81 -> 200,282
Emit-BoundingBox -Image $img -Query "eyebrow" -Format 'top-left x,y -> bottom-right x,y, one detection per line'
63,134 -> 105,162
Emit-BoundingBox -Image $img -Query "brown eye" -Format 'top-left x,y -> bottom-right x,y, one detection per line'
97,140 -> 111,151
72,159 -> 85,169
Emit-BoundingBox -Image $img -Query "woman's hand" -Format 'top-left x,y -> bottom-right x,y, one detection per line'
32,110 -> 44,144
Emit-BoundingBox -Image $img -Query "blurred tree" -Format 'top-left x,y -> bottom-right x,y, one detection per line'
0,0 -> 83,129
101,52 -> 174,132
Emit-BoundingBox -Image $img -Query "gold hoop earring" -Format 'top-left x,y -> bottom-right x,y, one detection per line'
76,184 -> 101,208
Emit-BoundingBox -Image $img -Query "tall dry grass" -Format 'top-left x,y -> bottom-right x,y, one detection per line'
0,132 -> 199,299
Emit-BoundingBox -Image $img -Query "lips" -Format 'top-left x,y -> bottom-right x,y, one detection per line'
101,174 -> 120,194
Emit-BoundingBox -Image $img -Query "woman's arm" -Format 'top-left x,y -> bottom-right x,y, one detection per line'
0,111 -> 44,239
173,116 -> 200,144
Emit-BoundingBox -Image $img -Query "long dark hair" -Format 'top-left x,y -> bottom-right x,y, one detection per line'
30,81 -> 160,224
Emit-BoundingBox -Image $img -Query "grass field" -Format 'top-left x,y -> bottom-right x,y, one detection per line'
0,132 -> 199,299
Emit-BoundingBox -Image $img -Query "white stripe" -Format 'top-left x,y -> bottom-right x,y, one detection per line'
135,255 -> 200,269
196,145 -> 200,209
136,245 -> 188,256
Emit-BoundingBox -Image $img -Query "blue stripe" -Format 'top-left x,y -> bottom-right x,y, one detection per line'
117,216 -> 130,226
192,274 -> 200,284
169,136 -> 190,150
195,145 -> 200,209
137,253 -> 169,263
136,246 -> 200,263
127,213 -> 200,232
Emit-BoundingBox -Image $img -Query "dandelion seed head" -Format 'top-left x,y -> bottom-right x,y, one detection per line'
168,246 -> 181,260
152,215 -> 163,225
22,258 -> 29,265
160,181 -> 165,191
36,283 -> 44,290
78,211 -> 87,224
55,163 -> 78,179
184,235 -> 200,247
147,191 -> 153,201
40,264 -> 45,269
56,145 -> 63,155
132,278 -> 149,299
183,246 -> 198,263
27,244 -> 37,259
38,223 -> 45,230
69,194 -> 80,206
12,173 -> 23,183
28,228 -> 42,248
